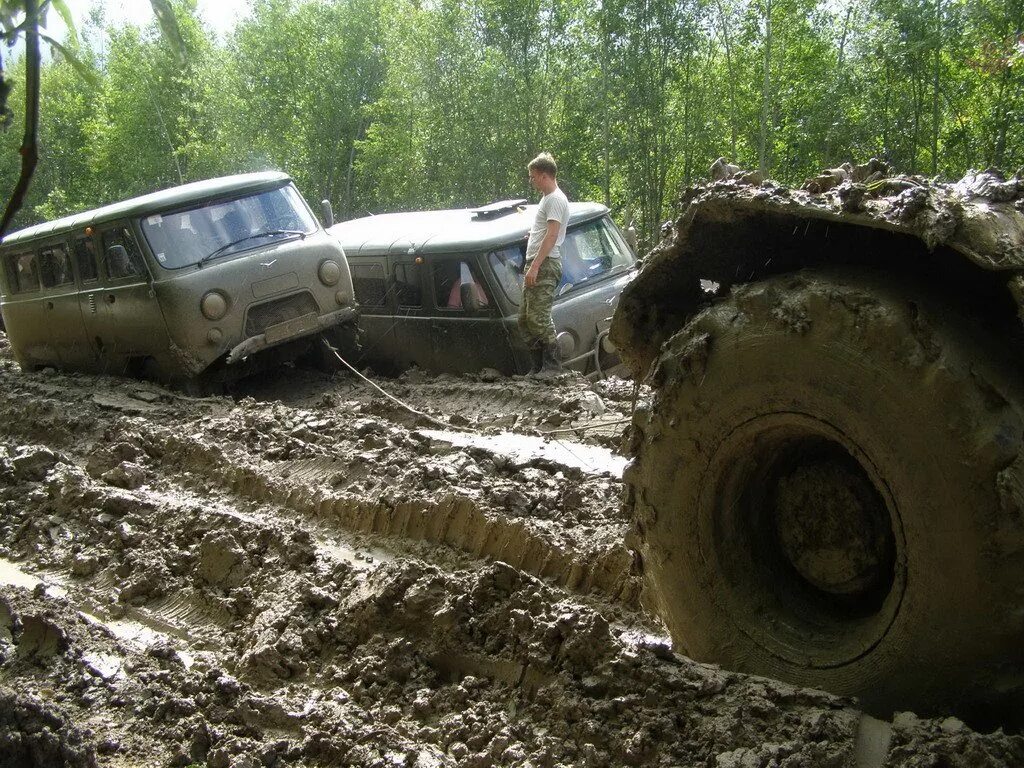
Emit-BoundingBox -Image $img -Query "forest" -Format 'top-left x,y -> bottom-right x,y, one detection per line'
0,0 -> 1021,247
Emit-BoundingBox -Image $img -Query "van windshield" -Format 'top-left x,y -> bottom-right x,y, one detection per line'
139,184 -> 317,269
488,216 -> 635,305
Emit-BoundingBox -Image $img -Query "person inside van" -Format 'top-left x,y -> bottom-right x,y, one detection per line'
445,262 -> 489,310
15,253 -> 39,291
39,247 -> 70,287
103,229 -> 143,279
220,207 -> 253,242
108,245 -> 132,277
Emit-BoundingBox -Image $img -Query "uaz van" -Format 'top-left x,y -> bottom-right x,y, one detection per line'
328,199 -> 637,376
0,172 -> 357,385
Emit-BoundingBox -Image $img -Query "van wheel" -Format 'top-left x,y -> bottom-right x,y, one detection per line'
179,372 -> 226,397
628,269 -> 1024,719
305,325 -> 362,375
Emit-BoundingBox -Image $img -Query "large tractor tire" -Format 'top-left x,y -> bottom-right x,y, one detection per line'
627,269 -> 1024,719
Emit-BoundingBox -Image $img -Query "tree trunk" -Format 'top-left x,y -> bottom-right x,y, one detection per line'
714,0 -> 738,159
931,0 -> 942,176
824,3 -> 853,162
759,0 -> 772,176
600,7 -> 611,207
345,117 -> 369,218
0,0 -> 41,236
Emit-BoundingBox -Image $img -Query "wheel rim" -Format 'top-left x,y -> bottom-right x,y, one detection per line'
701,412 -> 906,669
772,443 -> 894,599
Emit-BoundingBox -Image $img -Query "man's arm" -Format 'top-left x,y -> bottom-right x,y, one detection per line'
525,220 -> 561,287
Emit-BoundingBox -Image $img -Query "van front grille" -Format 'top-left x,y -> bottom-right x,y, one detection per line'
245,292 -> 320,337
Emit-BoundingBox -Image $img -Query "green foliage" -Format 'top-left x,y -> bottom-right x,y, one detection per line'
2,0 -> 1023,243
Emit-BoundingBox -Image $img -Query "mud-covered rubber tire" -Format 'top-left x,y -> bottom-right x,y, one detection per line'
626,269 -> 1024,718
303,323 -> 363,375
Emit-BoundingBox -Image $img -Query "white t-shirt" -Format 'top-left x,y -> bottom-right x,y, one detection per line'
525,187 -> 569,263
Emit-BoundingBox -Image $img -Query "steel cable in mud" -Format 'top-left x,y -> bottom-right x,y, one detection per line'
322,339 -> 481,435
324,337 -> 625,447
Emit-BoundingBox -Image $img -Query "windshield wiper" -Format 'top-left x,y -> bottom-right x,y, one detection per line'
196,229 -> 307,269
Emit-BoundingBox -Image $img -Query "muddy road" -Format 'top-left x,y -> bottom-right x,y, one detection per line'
0,339 -> 1021,767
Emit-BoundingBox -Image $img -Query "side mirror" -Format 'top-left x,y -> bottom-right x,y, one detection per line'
460,282 -> 481,314
625,223 -> 639,255
320,200 -> 335,228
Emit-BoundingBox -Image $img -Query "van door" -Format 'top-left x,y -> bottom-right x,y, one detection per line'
2,249 -> 54,368
348,260 -> 397,370
36,240 -> 93,369
428,256 -> 514,374
72,232 -> 105,371
386,255 -> 433,371
83,223 -> 169,374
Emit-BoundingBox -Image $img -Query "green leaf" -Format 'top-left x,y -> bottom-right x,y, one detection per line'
39,32 -> 99,87
149,0 -> 187,65
48,0 -> 76,37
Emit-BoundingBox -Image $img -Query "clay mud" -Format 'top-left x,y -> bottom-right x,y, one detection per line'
0,340 -> 1021,766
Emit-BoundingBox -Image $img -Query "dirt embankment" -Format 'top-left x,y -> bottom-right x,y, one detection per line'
0,345 -> 1022,767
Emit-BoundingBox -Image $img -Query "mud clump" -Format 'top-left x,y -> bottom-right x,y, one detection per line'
197,532 -> 251,588
0,690 -> 97,768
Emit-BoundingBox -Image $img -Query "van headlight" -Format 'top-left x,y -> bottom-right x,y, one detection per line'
319,259 -> 341,286
201,291 -> 229,321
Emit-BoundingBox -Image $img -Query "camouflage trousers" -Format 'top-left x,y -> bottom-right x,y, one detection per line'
518,257 -> 561,347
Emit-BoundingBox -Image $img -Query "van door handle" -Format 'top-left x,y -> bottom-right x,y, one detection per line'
105,294 -> 116,304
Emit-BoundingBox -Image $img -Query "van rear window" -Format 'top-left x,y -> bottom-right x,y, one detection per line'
73,236 -> 99,282
7,253 -> 40,293
394,263 -> 422,308
39,244 -> 74,288
352,264 -> 387,307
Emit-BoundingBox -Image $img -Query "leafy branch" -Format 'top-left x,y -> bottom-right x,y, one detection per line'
0,0 -> 185,237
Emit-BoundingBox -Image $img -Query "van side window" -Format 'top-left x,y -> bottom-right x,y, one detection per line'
7,252 -> 40,293
432,260 -> 490,311
352,263 -> 387,307
102,227 -> 143,279
73,236 -> 99,282
487,245 -> 525,306
393,263 -> 422,308
38,244 -> 74,288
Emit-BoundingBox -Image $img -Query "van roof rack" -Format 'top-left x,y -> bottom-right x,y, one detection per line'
471,199 -> 528,220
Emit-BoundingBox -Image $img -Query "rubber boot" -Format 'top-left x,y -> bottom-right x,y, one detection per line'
533,341 -> 562,379
523,343 -> 544,375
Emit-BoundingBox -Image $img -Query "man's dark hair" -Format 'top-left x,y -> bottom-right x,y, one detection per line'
528,152 -> 557,177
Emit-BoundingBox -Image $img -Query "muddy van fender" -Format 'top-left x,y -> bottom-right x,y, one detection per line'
225,306 -> 358,364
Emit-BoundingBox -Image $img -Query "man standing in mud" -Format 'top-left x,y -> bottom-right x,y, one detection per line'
521,152 -> 570,377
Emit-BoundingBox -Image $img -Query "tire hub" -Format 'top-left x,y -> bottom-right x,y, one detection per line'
707,414 -> 904,668
772,457 -> 893,596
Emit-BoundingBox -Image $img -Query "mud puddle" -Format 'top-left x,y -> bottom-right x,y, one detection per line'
0,342 -> 1022,765
0,556 -> 194,663
419,429 -> 628,477
0,558 -> 54,592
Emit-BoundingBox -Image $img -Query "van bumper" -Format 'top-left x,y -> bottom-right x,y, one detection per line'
225,306 -> 358,365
